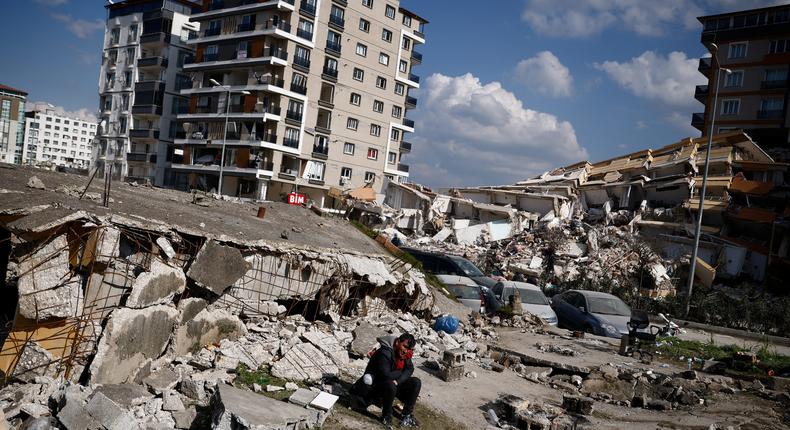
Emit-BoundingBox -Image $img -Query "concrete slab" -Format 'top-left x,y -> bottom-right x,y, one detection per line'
85,392 -> 138,430
126,259 -> 186,308
186,240 -> 249,295
309,392 -> 339,411
171,308 -> 246,356
211,384 -> 316,430
349,322 -> 386,357
93,384 -> 153,408
288,388 -> 319,407
271,342 -> 339,381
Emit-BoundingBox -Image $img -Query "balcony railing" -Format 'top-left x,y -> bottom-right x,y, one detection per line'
691,112 -> 705,129
312,144 -> 329,158
405,96 -> 417,107
399,141 -> 412,152
264,20 -> 291,33
132,104 -> 163,116
293,55 -> 310,69
283,137 -> 299,148
403,118 -> 415,128
266,47 -> 288,60
204,27 -> 222,37
325,40 -> 341,54
757,109 -> 784,119
397,163 -> 409,173
694,85 -> 708,101
296,28 -> 313,40
140,32 -> 171,45
290,83 -> 307,95
408,73 -> 420,83
286,110 -> 303,122
204,53 -> 219,62
411,51 -> 422,63
329,14 -> 345,29
698,57 -> 711,73
129,129 -> 160,139
761,79 -> 789,89
137,56 -> 168,68
322,66 -> 338,79
300,1 -> 316,16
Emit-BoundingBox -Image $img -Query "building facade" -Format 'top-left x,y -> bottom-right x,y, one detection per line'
173,0 -> 426,206
95,0 -> 199,185
0,84 -> 28,165
21,106 -> 97,169
694,5 -> 790,159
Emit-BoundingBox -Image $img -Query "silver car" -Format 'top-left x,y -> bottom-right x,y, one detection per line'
435,275 -> 484,313
493,281 -> 558,325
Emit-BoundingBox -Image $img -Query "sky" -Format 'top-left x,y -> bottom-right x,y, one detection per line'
0,0 -> 785,188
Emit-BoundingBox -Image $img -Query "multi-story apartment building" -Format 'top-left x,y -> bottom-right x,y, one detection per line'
693,4 -> 790,159
21,105 -> 97,169
0,84 -> 28,165
95,0 -> 199,185
173,0 -> 426,206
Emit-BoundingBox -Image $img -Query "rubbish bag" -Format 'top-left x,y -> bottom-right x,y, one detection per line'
433,315 -> 459,334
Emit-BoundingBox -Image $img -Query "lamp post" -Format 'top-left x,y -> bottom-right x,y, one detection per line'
210,78 -> 250,196
684,43 -> 732,317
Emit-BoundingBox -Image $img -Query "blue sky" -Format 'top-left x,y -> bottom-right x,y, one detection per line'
0,0 -> 783,187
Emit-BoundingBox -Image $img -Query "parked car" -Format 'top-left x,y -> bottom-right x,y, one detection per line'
492,281 -> 558,325
550,290 -> 631,338
435,275 -> 485,313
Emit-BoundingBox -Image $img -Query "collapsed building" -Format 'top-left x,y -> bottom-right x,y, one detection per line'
346,131 -> 789,293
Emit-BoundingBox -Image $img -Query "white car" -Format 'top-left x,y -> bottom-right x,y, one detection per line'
435,275 -> 485,314
493,281 -> 558,325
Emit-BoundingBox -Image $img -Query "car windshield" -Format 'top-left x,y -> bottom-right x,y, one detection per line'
587,296 -> 631,316
448,285 -> 480,300
504,288 -> 549,305
450,257 -> 485,277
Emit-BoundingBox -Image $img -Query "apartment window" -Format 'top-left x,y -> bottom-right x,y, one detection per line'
760,98 -> 784,112
291,72 -> 307,94
327,30 -> 342,51
207,19 -> 222,35
124,71 -> 133,87
359,18 -> 370,32
381,28 -> 392,42
724,70 -> 743,87
105,72 -> 115,89
101,96 -> 112,111
402,38 -> 411,50
370,124 -> 381,137
353,68 -> 364,81
294,45 -> 311,66
367,147 -> 379,159
128,24 -> 138,43
298,19 -> 314,40
388,151 -> 396,164
399,60 -> 408,73
373,100 -> 384,113
375,76 -> 387,89
728,42 -> 747,59
108,49 -> 118,64
121,94 -> 130,111
118,117 -> 127,134
392,105 -> 402,118
288,100 -> 304,116
385,5 -> 395,19
356,43 -> 367,57
346,117 -> 359,130
110,27 -> 120,45
284,127 -> 300,148
769,39 -> 789,54
126,47 -> 135,64
721,99 -> 740,115
330,5 -> 345,25
403,15 -> 412,27
350,92 -> 361,105
765,68 -> 788,83
394,83 -> 405,95
364,171 -> 375,182
390,128 -> 400,140
324,57 -> 338,75
305,161 -> 325,181
343,142 -> 355,155
362,0 -> 373,8
378,52 -> 389,66
205,44 -> 218,60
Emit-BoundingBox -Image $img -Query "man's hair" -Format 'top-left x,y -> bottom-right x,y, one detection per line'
397,333 -> 416,349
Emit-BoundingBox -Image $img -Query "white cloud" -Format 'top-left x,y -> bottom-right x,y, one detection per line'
28,101 -> 98,123
666,111 -> 701,137
408,73 -> 588,188
514,51 -> 573,98
51,13 -> 104,39
594,51 -> 707,108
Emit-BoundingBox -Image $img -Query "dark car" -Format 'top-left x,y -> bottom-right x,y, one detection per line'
550,290 -> 631,338
400,247 -> 503,312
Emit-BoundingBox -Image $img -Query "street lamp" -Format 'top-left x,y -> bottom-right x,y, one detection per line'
210,79 -> 250,196
684,43 -> 732,317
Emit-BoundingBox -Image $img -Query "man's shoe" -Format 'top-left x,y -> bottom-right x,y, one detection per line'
380,416 -> 394,429
400,413 -> 420,428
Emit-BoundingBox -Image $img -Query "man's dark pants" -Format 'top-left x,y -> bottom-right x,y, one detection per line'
371,377 -> 421,419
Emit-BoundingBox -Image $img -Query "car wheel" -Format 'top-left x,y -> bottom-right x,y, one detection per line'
584,325 -> 595,335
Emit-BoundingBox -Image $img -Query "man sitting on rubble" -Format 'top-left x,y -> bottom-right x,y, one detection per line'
350,333 -> 421,428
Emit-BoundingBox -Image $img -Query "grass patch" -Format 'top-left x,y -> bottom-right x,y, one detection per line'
234,364 -> 303,401
653,339 -> 790,377
350,220 -> 378,240
323,402 -> 464,430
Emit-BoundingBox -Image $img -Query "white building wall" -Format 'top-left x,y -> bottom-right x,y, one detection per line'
21,109 -> 96,168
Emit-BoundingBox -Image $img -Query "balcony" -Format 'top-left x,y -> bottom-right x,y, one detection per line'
408,73 -> 420,83
299,0 -> 316,17
137,56 -> 168,68
329,14 -> 345,30
761,79 -> 789,89
126,153 -> 152,162
236,22 -> 255,32
129,129 -> 160,139
698,57 -> 711,73
757,109 -> 784,119
325,40 -> 341,56
397,163 -> 409,173
312,144 -> 329,159
286,110 -> 303,122
265,20 -> 291,33
399,141 -> 412,153
405,96 -> 417,108
691,112 -> 705,131
290,82 -> 307,95
134,80 -> 165,92
296,28 -> 313,40
403,118 -> 415,128
322,66 -> 338,81
694,85 -> 708,103
204,27 -> 222,37
193,0 -> 296,21
283,137 -> 299,148
410,51 -> 422,64
293,55 -> 310,70
185,47 -> 287,70
140,32 -> 171,45
132,104 -> 163,116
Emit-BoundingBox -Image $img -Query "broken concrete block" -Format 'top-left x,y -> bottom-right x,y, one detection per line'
27,176 -> 46,190
211,384 -> 316,430
271,343 -> 339,381
171,406 -> 197,429
266,385 -> 284,392
56,400 -> 101,430
93,384 -> 154,408
302,330 -> 349,366
309,392 -> 339,411
11,341 -> 54,382
171,308 -> 246,356
349,322 -> 386,357
19,403 -> 50,419
288,388 -> 319,407
284,382 -> 299,391
176,298 -> 208,326
162,390 -> 185,412
155,237 -> 176,260
86,392 -> 138,430
89,305 -> 178,384
17,235 -> 83,321
125,260 -> 186,308
217,340 -> 273,370
177,380 -> 205,402
562,394 -> 594,415
186,241 -> 248,295
91,226 -> 121,264
142,367 -> 180,395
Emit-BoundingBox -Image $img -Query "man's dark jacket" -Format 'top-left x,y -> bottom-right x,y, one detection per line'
358,335 -> 414,388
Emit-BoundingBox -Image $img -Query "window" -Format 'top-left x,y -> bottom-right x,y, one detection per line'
364,171 -> 375,182
340,167 -> 352,181
399,60 -> 408,73
390,128 -> 400,140
376,76 -> 387,89
350,93 -> 361,105
362,0 -> 373,8
356,43 -> 367,57
728,42 -> 747,59
346,117 -> 359,130
294,45 -> 310,66
343,142 -> 355,155
760,98 -> 784,116
769,39 -> 789,54
378,52 -> 389,66
324,57 -> 338,75
118,116 -> 127,134
284,127 -> 300,148
291,72 -> 307,94
388,151 -> 396,164
298,19 -> 314,40
381,28 -> 392,42
128,24 -> 138,42
326,30 -> 341,51
392,105 -> 402,118
370,124 -> 381,137
367,147 -> 379,159
207,19 -> 222,35
330,5 -> 345,26
721,99 -> 740,115
394,83 -> 405,95
126,47 -> 135,64
121,94 -> 130,111
124,71 -> 133,87
359,18 -> 370,32
108,49 -> 118,64
110,27 -> 120,45
765,68 -> 789,83
402,38 -> 411,50
385,5 -> 395,19
403,14 -> 412,26
205,44 -> 218,60
373,100 -> 384,113
305,160 -> 325,181
353,68 -> 364,81
724,70 -> 743,87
